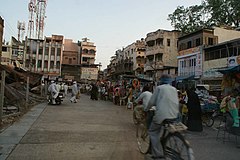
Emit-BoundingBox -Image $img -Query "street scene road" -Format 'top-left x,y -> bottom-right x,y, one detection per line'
1,94 -> 240,160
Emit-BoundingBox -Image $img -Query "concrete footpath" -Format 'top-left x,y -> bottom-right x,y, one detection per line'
0,94 -> 145,160
0,103 -> 47,160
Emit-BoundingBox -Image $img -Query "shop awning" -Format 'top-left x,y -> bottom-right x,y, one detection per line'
217,65 -> 240,74
176,75 -> 195,81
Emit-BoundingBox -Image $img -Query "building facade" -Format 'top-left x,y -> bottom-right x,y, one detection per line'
62,39 -> 79,65
24,34 -> 64,78
145,29 -> 180,81
203,38 -> 240,85
0,16 -> 4,64
132,39 -> 145,78
177,27 -> 240,82
1,37 -> 25,67
79,38 -> 96,65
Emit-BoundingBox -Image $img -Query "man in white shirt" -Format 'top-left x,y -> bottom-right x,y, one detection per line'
146,74 -> 179,159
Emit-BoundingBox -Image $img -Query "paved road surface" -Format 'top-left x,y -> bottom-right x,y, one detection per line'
1,93 -> 240,160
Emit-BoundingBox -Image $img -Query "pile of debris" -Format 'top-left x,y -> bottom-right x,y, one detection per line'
0,64 -> 46,128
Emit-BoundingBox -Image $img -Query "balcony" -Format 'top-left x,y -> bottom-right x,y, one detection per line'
146,45 -> 164,56
50,55 -> 55,61
44,55 -> 49,60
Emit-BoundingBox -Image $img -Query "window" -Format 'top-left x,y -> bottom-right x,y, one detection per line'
37,60 -> 42,68
57,48 -> 61,56
214,50 -> 220,59
83,49 -> 88,54
73,58 -> 76,60
187,41 -> 192,49
45,47 -> 49,55
65,57 -> 68,59
56,62 -> 60,68
83,57 -> 88,62
209,51 -> 215,60
50,61 -> 54,68
156,38 -> 163,46
51,48 -> 55,56
2,46 -> 7,52
44,60 -> 48,68
167,39 -> 170,46
39,48 -> 43,55
208,38 -> 213,45
155,53 -> 163,61
196,38 -> 201,46
221,48 -> 227,58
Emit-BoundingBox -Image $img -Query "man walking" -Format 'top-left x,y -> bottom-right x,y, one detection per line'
70,81 -> 78,103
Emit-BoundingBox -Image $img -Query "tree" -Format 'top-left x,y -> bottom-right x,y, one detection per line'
168,0 -> 240,34
168,4 -> 211,34
205,0 -> 240,27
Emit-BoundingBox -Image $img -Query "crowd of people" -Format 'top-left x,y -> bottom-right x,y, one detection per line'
82,75 -> 206,159
46,75 -> 240,159
47,80 -> 81,104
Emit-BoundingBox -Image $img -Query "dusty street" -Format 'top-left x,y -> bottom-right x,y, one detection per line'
1,93 -> 240,160
4,94 -> 144,160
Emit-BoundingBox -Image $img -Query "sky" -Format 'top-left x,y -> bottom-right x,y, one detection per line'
0,0 -> 202,69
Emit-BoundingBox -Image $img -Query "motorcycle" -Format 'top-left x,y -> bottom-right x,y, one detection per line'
48,92 -> 64,105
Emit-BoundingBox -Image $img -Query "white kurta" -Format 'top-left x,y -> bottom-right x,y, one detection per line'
147,84 -> 179,124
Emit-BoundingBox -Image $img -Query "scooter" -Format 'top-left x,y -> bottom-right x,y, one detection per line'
48,92 -> 64,105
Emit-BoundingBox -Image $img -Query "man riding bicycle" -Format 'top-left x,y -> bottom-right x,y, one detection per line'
146,74 -> 179,160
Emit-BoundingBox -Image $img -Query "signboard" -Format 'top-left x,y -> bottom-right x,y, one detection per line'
178,47 -> 200,56
228,56 -> 240,67
81,67 -> 98,80
195,51 -> 202,76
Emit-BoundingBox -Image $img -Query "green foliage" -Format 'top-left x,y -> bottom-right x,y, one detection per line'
168,0 -> 240,34
207,0 -> 240,27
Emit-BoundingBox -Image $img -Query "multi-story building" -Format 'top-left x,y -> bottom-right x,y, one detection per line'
24,34 -> 64,79
107,56 -> 117,80
1,42 -> 11,65
203,38 -> 240,86
132,39 -> 145,78
11,37 -> 24,66
145,29 -> 180,81
62,39 -> 79,65
0,16 -> 4,64
177,27 -> 240,84
79,38 -> 96,65
1,37 -> 24,67
61,38 -> 99,82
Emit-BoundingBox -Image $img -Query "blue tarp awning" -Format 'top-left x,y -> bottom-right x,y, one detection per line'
217,65 -> 240,74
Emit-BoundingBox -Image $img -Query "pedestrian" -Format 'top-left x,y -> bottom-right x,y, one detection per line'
48,80 -> 58,104
186,87 -> 203,132
134,85 -> 153,128
90,83 -> 98,100
64,83 -> 68,96
70,81 -> 78,103
146,74 -> 179,159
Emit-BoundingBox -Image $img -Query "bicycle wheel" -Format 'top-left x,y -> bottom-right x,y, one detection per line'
203,114 -> 214,127
205,116 -> 214,127
163,132 -> 194,160
136,123 -> 150,154
133,111 -> 138,125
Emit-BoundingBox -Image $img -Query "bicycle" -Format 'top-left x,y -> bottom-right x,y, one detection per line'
136,117 -> 194,160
